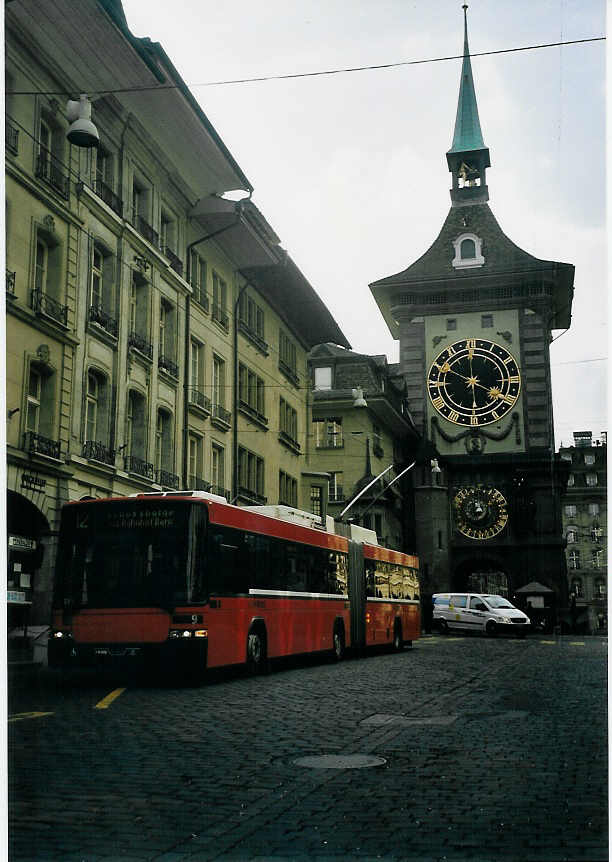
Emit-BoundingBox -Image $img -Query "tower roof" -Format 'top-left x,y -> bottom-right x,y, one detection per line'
447,4 -> 487,155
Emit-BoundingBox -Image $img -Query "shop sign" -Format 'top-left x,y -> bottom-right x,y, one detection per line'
7,591 -> 26,603
8,535 -> 37,552
21,474 -> 46,491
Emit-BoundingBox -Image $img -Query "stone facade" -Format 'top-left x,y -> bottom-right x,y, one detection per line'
5,0 -> 348,630
560,432 -> 608,633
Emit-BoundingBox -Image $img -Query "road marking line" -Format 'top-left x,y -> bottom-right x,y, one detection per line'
540,640 -> 556,645
95,687 -> 126,709
569,642 -> 585,646
8,711 -> 54,723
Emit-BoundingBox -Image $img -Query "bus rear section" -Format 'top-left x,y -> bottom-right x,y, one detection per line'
348,539 -> 420,652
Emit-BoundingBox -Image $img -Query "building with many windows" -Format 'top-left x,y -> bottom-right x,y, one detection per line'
559,431 -> 607,633
5,0 -> 349,631
308,344 -> 420,551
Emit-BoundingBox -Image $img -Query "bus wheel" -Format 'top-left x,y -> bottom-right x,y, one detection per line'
247,629 -> 268,674
393,622 -> 403,652
332,624 -> 345,661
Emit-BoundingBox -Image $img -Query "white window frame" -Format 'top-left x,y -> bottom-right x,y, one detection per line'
452,232 -> 485,269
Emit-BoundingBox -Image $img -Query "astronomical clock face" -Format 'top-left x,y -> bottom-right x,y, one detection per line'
453,487 -> 509,540
427,338 -> 521,427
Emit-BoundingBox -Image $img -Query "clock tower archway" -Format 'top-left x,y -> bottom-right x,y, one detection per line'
370,6 -> 574,611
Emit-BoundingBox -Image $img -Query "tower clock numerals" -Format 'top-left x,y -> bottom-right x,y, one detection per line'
427,338 -> 521,427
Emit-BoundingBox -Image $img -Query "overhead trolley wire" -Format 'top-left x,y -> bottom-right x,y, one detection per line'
6,36 -> 605,96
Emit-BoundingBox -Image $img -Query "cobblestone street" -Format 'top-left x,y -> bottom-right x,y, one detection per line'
9,634 -> 607,861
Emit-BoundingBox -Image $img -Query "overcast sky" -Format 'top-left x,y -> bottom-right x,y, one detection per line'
121,0 -> 606,448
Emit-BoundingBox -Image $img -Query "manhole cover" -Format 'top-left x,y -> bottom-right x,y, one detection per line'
293,754 -> 386,769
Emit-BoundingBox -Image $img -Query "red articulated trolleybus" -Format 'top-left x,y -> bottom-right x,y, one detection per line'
49,491 -> 420,679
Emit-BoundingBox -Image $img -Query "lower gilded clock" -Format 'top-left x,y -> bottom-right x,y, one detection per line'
453,486 -> 508,540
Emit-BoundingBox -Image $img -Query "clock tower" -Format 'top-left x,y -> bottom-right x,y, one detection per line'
370,6 -> 574,609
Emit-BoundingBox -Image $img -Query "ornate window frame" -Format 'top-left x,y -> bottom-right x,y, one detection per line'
452,232 -> 485,269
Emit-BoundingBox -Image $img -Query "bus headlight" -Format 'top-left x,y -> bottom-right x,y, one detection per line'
52,631 -> 73,638
194,630 -> 208,638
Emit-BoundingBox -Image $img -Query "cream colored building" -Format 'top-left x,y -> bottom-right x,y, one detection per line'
5,0 -> 349,630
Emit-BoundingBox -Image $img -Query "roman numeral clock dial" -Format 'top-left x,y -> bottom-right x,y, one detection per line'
427,338 -> 521,426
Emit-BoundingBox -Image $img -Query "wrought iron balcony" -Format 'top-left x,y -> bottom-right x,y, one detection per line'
24,431 -> 61,460
134,215 -> 159,247
237,487 -> 267,505
89,305 -> 118,337
212,302 -> 229,331
6,270 -> 16,299
211,403 -> 231,430
278,359 -> 300,387
35,152 -> 69,199
328,488 -> 344,503
124,455 -> 155,480
6,123 -> 18,156
94,179 -> 123,217
188,388 -> 212,413
158,354 -> 179,378
82,440 -> 115,465
157,469 -> 179,489
128,331 -> 153,359
31,289 -> 68,326
164,247 -> 183,277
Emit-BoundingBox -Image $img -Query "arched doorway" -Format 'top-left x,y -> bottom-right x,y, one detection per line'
7,491 -> 50,639
452,555 -> 511,597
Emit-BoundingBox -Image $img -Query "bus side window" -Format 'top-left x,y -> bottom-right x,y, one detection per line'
365,561 -> 376,597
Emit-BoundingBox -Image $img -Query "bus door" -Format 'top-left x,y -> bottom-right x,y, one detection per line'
348,540 -> 366,652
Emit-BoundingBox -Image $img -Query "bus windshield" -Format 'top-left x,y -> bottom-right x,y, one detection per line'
55,500 -> 205,610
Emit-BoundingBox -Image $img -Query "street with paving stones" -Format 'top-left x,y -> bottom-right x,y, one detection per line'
8,634 -> 607,861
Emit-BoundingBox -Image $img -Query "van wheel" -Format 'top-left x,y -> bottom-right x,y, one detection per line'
247,628 -> 268,674
393,623 -> 403,652
332,623 -> 345,661
439,619 -> 449,634
485,620 -> 497,637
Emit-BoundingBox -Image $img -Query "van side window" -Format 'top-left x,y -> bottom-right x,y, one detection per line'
451,595 -> 467,608
470,597 -> 486,611
433,596 -> 449,606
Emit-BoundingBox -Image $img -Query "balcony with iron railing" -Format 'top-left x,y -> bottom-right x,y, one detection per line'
6,123 -> 19,156
190,478 -> 212,492
24,431 -> 61,460
164,247 -> 183,278
89,305 -> 118,338
82,440 -> 115,466
211,403 -> 231,431
212,302 -> 229,331
94,179 -> 123,217
124,455 -> 155,480
7,270 -> 16,300
31,289 -> 68,326
188,388 -> 212,414
35,152 -> 69,199
158,354 -> 179,378
128,331 -> 153,359
157,469 -> 180,489
133,214 -> 159,247
328,488 -> 345,503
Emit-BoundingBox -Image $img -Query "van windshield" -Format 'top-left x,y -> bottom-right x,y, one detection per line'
484,596 -> 514,609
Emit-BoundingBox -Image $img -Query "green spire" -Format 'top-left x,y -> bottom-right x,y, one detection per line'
448,4 -> 486,154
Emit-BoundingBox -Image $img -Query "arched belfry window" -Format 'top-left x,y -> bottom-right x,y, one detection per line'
452,232 -> 485,269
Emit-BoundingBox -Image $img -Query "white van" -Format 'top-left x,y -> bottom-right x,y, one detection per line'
432,593 -> 530,637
